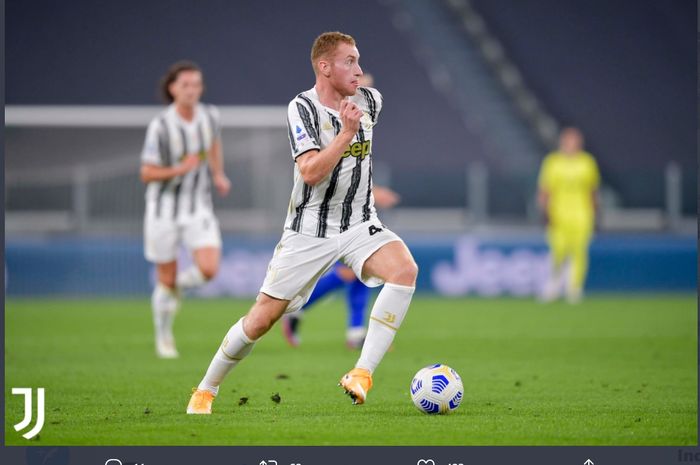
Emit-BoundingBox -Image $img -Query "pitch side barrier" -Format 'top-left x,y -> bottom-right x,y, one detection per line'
4,234 -> 695,297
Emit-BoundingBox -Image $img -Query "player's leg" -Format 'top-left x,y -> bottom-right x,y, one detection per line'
188,230 -> 336,413
355,240 -> 417,371
339,222 -> 418,404
566,224 -> 592,304
541,224 -> 567,302
178,215 -> 222,290
282,263 -> 354,347
151,261 -> 180,358
145,216 -> 181,358
345,277 -> 369,349
177,247 -> 219,289
187,293 -> 289,414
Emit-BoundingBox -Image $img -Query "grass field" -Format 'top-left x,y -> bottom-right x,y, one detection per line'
5,295 -> 697,445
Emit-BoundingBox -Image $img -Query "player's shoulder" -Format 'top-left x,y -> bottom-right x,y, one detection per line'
289,89 -> 318,109
356,86 -> 383,107
580,151 -> 596,162
200,102 -> 220,115
359,86 -> 382,100
147,108 -> 171,132
543,151 -> 561,163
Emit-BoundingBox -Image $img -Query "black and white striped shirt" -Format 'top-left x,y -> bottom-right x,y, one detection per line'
284,86 -> 383,238
141,103 -> 221,223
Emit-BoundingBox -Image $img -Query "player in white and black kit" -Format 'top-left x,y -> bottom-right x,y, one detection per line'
141,61 -> 231,358
188,32 -> 418,413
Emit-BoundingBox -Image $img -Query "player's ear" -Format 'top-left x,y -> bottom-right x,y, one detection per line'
318,59 -> 331,78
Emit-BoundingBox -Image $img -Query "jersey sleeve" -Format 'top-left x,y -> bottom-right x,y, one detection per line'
537,154 -> 555,191
588,154 -> 601,190
287,98 -> 321,159
361,87 -> 383,125
205,104 -> 222,140
141,119 -> 164,166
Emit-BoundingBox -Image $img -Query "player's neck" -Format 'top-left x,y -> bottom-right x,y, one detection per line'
314,81 -> 344,111
175,103 -> 196,122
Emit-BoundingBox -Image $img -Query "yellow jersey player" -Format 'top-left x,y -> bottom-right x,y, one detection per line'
537,127 -> 600,304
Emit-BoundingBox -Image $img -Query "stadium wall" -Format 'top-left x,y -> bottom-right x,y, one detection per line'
5,234 -> 696,297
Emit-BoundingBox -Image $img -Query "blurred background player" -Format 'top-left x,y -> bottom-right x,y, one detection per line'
280,70 -> 404,350
187,32 -> 418,414
140,61 -> 231,358
537,127 -> 600,304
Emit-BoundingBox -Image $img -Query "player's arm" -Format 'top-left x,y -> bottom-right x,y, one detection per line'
373,185 -> 401,209
140,155 -> 200,183
296,99 -> 362,186
590,156 -> 601,218
536,156 -> 552,223
537,189 -> 549,212
140,119 -> 200,183
207,138 -> 231,196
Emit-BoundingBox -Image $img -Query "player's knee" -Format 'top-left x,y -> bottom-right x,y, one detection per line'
158,272 -> 177,289
199,263 -> 219,281
337,266 -> 357,283
388,260 -> 418,286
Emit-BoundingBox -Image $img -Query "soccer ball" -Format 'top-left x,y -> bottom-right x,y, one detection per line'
410,364 -> 463,414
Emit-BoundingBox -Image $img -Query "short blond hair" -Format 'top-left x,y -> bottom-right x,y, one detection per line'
310,31 -> 356,74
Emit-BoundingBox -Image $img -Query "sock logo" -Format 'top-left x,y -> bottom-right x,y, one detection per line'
368,225 -> 383,236
383,312 -> 396,323
12,387 -> 45,439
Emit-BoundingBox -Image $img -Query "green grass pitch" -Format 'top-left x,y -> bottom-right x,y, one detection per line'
5,295 -> 697,445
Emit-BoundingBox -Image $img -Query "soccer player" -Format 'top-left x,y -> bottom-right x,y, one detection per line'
281,184 -> 400,349
187,32 -> 418,413
537,127 -> 600,303
140,61 -> 231,358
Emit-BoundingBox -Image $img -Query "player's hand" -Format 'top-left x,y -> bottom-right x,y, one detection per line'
373,186 -> 401,209
339,98 -> 362,135
213,173 -> 231,197
177,154 -> 200,176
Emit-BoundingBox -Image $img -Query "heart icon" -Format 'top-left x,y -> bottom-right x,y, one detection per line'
417,460 -> 436,465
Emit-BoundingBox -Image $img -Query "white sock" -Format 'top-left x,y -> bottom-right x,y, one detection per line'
152,283 -> 179,342
177,266 -> 207,290
356,282 -> 414,373
197,318 -> 256,395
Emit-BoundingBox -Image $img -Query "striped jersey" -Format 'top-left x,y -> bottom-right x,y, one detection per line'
141,103 -> 221,223
285,86 -> 383,238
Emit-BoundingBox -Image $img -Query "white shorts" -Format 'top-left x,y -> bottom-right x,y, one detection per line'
144,213 -> 222,263
260,218 -> 404,313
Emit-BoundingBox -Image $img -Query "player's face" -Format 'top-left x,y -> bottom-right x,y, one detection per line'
329,43 -> 363,96
169,70 -> 203,107
559,130 -> 583,154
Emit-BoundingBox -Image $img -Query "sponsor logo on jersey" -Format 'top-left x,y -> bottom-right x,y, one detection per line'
342,140 -> 371,160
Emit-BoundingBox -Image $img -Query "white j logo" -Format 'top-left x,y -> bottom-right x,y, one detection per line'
12,387 -> 45,439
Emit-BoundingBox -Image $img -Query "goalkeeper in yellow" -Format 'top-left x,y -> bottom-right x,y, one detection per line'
537,127 -> 600,303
